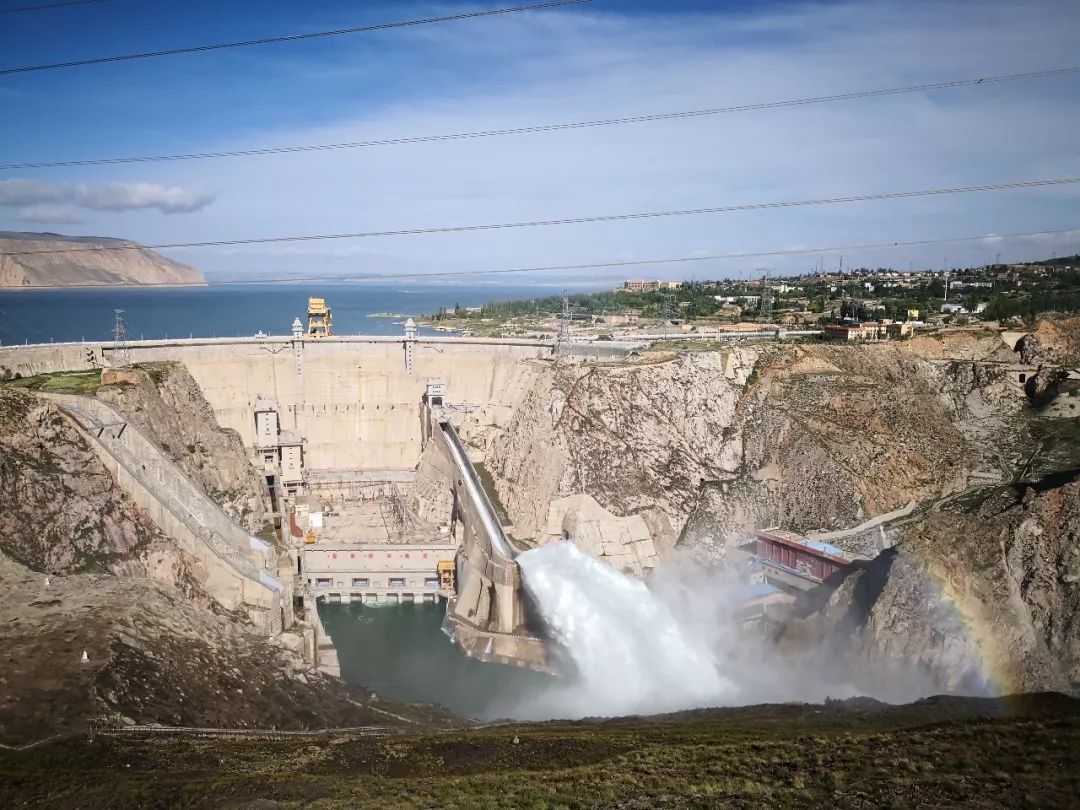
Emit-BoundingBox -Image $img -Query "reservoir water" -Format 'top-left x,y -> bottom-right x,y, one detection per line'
0,281 -> 568,345
318,601 -> 554,719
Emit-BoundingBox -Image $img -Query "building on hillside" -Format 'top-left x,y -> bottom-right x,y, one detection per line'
754,528 -> 852,586
659,281 -> 683,290
599,313 -> 640,325
823,322 -> 884,341
823,320 -> 919,341
886,322 -> 914,339
623,280 -> 661,292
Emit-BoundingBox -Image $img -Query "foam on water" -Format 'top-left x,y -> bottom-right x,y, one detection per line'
514,541 -> 738,718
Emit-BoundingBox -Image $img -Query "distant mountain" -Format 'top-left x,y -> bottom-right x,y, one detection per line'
0,231 -> 206,288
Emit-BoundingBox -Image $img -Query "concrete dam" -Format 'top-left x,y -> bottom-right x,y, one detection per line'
0,327 -> 623,671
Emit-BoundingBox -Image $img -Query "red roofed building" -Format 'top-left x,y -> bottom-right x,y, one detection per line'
755,528 -> 851,583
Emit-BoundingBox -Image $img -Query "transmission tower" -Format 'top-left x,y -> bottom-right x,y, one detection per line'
556,290 -> 570,356
758,270 -> 774,323
112,309 -> 130,364
659,293 -> 676,322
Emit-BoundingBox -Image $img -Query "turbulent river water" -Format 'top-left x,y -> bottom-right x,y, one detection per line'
322,542 -> 765,720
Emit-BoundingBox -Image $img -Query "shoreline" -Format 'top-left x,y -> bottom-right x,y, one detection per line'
0,282 -> 209,292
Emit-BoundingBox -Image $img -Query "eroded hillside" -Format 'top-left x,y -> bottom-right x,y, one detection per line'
486,330 -> 1035,556
97,363 -> 270,534
0,553 -> 447,746
0,387 -> 196,586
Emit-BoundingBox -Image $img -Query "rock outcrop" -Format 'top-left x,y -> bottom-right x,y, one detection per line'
487,350 -> 753,561
780,476 -> 1080,698
0,231 -> 205,288
1015,316 -> 1080,367
486,332 -> 1028,558
97,362 -> 270,534
0,387 -> 199,594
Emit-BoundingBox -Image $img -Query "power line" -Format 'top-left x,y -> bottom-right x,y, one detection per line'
0,0 -> 590,76
3,176 -> 1078,258
5,65 -> 1077,170
0,0 -> 108,14
190,226 -> 1080,283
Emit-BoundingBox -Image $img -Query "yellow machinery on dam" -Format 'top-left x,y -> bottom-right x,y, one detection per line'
307,297 -> 332,338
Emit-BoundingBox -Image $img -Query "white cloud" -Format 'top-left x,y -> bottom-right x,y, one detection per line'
0,179 -> 216,215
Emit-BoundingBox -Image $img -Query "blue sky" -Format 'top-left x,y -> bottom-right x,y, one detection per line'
2,0 -> 1079,282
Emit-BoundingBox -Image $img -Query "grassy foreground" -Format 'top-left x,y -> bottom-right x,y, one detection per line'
1,694 -> 1078,808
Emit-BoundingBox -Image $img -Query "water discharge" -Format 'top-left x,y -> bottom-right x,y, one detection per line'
326,542 -> 949,721
515,542 -> 739,718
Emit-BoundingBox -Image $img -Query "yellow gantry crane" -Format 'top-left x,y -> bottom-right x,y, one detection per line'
307,297 -> 332,338
437,560 -> 456,592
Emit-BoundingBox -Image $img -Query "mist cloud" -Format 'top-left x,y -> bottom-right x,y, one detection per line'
0,178 -> 216,215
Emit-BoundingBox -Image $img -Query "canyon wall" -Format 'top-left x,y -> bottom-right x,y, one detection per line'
485,331 -> 1033,561
481,325 -> 1079,695
0,387 -> 207,597
780,476 -> 1080,698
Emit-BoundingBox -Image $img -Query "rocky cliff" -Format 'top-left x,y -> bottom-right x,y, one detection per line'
0,387 -> 198,588
0,231 -> 205,288
97,363 -> 270,534
1015,316 -> 1080,367
780,476 -> 1080,698
486,331 -> 1029,560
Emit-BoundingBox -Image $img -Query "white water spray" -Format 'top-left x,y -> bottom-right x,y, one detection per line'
515,542 -> 739,718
